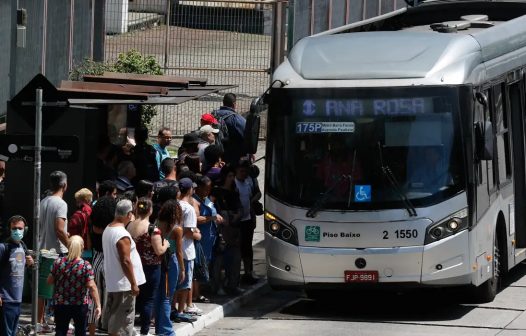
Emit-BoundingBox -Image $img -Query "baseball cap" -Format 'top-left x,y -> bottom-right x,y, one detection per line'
182,132 -> 200,145
201,113 -> 219,125
179,177 -> 197,190
199,125 -> 219,134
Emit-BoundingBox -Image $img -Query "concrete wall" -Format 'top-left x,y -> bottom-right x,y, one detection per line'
289,0 -> 407,46
0,1 -> 14,118
1,0 -> 94,117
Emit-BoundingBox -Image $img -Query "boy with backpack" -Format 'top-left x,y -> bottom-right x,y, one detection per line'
0,215 -> 34,336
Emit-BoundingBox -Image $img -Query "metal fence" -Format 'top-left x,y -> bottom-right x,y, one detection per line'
104,0 -> 282,136
289,0 -> 407,46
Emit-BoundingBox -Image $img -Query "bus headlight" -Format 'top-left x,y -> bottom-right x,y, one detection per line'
265,211 -> 298,246
425,209 -> 468,245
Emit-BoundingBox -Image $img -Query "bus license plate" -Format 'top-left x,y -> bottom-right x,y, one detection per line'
344,271 -> 379,283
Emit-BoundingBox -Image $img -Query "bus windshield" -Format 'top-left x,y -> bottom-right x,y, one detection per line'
266,87 -> 466,210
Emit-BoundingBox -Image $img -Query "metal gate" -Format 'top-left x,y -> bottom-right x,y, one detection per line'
104,0 -> 286,136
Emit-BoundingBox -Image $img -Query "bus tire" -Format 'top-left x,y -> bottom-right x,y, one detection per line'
471,232 -> 501,303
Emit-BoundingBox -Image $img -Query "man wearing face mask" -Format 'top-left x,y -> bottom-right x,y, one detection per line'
0,216 -> 34,336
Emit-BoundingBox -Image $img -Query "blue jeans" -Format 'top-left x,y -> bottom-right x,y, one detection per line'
54,304 -> 88,336
0,302 -> 21,336
137,264 -> 161,335
154,253 -> 179,336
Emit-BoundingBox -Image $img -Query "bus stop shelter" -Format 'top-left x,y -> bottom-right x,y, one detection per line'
1,72 -> 235,233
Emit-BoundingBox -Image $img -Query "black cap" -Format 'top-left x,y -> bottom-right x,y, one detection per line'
182,132 -> 200,145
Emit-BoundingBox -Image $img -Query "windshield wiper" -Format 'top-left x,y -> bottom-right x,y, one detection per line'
306,174 -> 349,218
377,142 -> 417,217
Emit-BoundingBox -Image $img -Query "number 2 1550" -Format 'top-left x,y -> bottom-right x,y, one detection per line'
382,229 -> 418,239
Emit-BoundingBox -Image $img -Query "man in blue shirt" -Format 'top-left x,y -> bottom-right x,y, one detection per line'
153,127 -> 172,180
213,93 -> 247,165
0,216 -> 34,336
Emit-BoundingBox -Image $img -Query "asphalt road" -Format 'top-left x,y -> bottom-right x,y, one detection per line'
196,262 -> 526,336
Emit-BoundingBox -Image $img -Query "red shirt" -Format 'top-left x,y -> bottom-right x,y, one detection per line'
68,203 -> 92,243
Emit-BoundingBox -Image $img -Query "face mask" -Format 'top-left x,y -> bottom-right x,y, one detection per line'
11,228 -> 24,241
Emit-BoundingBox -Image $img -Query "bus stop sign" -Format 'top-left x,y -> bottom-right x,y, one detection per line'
0,135 -> 79,163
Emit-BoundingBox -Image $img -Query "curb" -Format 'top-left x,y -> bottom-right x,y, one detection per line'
175,280 -> 270,336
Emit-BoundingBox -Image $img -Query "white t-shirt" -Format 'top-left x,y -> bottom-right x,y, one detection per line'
180,200 -> 197,261
102,225 -> 146,292
235,178 -> 254,221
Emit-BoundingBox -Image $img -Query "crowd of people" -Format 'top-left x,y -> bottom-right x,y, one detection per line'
0,93 -> 263,336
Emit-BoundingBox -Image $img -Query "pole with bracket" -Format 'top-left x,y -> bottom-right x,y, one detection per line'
31,88 -> 43,333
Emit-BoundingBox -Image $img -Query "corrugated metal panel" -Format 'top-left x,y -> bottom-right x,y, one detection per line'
15,0 -> 45,94
45,0 -> 71,86
4,0 -> 93,115
0,1 -> 12,117
73,0 -> 94,65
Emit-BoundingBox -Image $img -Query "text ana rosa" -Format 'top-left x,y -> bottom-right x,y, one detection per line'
323,232 -> 361,238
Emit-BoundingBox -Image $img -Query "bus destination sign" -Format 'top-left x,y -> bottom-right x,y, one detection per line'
300,97 -> 432,117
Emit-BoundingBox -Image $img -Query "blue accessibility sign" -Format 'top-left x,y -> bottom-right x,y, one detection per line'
354,185 -> 372,202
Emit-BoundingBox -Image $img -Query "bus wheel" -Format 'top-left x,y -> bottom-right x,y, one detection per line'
471,232 -> 501,303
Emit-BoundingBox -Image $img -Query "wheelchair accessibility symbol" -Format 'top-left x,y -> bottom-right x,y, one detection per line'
354,185 -> 372,203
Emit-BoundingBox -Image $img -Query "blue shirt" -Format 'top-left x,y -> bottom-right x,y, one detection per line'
193,195 -> 217,263
0,242 -> 26,303
153,143 -> 171,180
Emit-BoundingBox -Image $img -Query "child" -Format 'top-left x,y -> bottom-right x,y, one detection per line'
68,188 -> 93,255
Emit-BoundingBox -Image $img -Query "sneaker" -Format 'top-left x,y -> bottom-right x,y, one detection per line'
172,312 -> 198,323
36,323 -> 53,334
184,304 -> 203,316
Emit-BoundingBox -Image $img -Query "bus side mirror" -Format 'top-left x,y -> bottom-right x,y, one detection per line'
475,121 -> 494,161
245,97 -> 263,155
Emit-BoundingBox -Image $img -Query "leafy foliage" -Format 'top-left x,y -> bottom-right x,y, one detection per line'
70,50 -> 163,126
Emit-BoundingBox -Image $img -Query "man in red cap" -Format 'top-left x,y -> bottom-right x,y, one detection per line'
200,113 -> 218,127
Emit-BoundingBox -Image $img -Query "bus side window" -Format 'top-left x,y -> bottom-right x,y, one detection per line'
496,83 -> 512,186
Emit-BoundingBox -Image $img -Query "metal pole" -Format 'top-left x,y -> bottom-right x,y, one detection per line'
31,88 -> 43,333
163,0 -> 172,72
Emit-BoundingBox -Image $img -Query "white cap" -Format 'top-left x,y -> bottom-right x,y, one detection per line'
199,124 -> 219,134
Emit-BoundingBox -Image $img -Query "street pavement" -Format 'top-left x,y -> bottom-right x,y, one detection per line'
196,261 -> 526,336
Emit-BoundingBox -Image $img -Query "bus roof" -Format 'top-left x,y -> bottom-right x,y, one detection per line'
279,1 -> 526,86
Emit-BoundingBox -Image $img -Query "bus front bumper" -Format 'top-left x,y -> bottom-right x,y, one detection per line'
266,230 -> 472,289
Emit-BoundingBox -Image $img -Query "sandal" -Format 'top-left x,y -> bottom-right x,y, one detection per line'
195,295 -> 210,303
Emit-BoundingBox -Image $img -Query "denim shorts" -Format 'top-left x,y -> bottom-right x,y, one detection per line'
176,259 -> 194,291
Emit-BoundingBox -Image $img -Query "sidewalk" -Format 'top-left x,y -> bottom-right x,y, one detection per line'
19,240 -> 269,336
19,141 -> 269,336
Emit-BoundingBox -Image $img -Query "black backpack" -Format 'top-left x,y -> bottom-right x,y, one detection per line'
211,110 -> 236,152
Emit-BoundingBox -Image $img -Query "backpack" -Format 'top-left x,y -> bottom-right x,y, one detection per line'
211,109 -> 236,152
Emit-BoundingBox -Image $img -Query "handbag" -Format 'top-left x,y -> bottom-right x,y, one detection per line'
194,240 -> 210,283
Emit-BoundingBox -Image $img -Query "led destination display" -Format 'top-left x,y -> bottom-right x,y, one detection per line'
299,97 -> 434,117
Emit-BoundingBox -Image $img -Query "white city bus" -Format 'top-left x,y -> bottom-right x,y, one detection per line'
263,0 -> 526,302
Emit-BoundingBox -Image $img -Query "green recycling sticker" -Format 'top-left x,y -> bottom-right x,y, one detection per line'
305,226 -> 321,242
